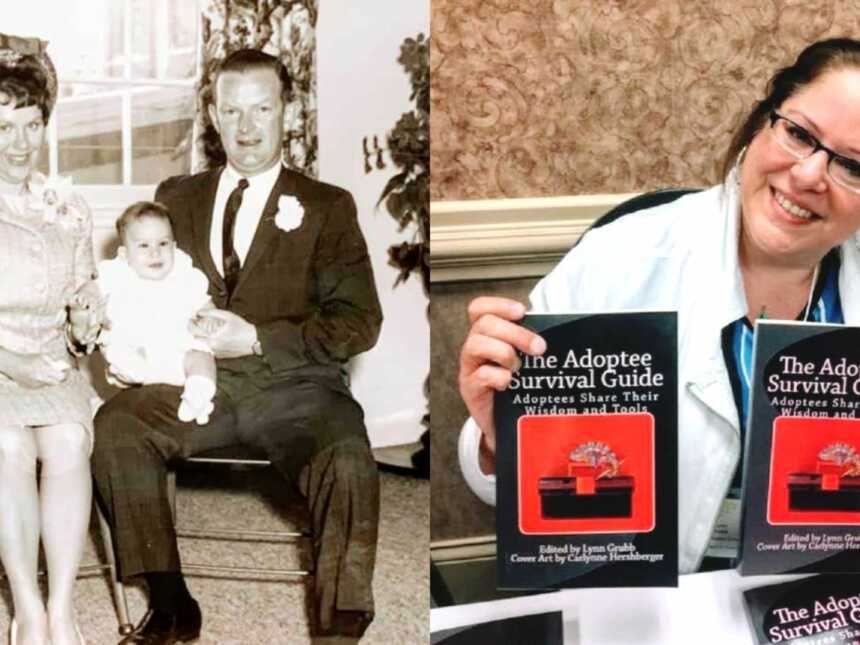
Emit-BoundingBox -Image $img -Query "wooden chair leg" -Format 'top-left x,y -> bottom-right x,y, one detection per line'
96,504 -> 135,636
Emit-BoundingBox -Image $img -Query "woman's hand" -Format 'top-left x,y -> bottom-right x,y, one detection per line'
458,297 -> 546,471
68,305 -> 99,346
0,351 -> 70,389
68,281 -> 105,347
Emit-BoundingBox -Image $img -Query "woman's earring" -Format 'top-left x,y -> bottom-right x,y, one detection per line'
735,146 -> 747,187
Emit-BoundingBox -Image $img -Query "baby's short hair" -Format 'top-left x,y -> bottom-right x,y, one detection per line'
116,201 -> 173,244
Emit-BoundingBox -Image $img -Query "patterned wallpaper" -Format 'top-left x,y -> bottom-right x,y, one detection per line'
431,0 -> 860,201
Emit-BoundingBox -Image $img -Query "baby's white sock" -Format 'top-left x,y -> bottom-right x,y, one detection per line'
178,375 -> 216,425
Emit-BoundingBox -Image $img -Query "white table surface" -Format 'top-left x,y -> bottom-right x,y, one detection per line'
430,569 -> 810,644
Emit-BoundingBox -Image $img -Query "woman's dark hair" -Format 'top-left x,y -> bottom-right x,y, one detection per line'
116,201 -> 173,245
722,38 -> 860,178
0,54 -> 54,120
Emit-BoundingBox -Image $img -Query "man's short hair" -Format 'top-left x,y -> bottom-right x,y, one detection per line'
212,49 -> 292,105
116,201 -> 173,244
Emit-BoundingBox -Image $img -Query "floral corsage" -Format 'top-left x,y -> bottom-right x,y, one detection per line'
274,195 -> 304,233
27,173 -> 88,230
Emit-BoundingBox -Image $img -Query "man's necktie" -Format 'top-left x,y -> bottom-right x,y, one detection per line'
222,178 -> 249,298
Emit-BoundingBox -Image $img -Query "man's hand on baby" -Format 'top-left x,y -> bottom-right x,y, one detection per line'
190,309 -> 257,359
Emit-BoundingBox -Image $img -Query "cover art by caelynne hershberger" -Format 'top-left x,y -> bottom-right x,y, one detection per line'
741,322 -> 860,576
495,312 -> 677,589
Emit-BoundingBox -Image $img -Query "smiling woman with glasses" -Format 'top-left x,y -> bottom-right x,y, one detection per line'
456,37 -> 860,576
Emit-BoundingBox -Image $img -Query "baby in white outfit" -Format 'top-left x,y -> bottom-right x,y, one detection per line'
96,201 -> 218,424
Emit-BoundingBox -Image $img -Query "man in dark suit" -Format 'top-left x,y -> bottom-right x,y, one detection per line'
92,49 -> 383,645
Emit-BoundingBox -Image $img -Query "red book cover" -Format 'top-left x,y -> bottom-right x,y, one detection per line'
494,312 -> 677,590
740,322 -> 860,575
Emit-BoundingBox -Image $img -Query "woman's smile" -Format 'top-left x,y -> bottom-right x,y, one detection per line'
772,188 -> 817,221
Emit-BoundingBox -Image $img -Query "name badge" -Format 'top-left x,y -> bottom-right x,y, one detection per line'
705,496 -> 741,560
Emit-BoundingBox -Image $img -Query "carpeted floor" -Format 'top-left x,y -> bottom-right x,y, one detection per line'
0,464 -> 429,644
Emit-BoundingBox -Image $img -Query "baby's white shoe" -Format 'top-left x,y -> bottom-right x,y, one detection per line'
178,375 -> 216,425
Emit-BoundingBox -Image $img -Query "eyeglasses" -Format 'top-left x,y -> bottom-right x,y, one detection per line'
769,111 -> 860,193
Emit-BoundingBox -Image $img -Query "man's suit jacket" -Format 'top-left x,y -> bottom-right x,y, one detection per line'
155,166 -> 383,402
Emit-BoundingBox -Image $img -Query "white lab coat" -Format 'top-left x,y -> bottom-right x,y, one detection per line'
458,175 -> 860,573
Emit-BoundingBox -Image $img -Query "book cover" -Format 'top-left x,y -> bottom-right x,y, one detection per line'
740,321 -> 860,575
494,312 -> 678,589
431,611 -> 563,645
744,575 -> 860,644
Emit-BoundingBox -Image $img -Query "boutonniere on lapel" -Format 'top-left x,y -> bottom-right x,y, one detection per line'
274,195 -> 304,233
27,174 -> 87,230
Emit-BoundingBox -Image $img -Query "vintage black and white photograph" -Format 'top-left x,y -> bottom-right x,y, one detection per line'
0,1 -> 428,643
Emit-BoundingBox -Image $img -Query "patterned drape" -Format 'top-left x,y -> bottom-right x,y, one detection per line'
196,0 -> 318,177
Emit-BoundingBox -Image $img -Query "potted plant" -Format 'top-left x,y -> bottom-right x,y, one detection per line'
364,32 -> 429,291
364,33 -> 429,476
